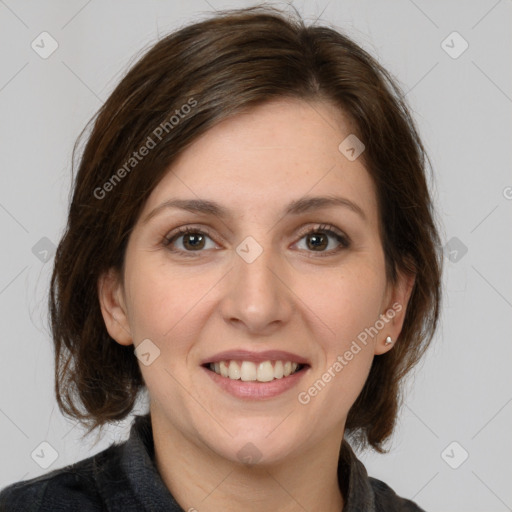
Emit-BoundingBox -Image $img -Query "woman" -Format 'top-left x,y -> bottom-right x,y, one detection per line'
0,5 -> 442,511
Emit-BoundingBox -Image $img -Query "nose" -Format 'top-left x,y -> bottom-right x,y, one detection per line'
219,240 -> 294,336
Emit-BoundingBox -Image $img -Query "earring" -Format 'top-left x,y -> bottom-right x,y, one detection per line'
384,336 -> 393,346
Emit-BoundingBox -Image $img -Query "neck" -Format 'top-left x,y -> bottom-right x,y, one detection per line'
151,411 -> 345,512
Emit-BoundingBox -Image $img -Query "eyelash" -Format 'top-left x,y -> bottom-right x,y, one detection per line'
162,224 -> 351,258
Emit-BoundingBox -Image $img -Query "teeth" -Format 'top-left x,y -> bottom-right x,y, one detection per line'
274,360 -> 284,379
240,361 -> 257,381
257,361 -> 274,382
209,360 -> 302,382
219,361 -> 229,378
228,360 -> 241,380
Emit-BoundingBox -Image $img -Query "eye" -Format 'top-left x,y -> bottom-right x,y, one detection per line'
163,226 -> 217,256
294,224 -> 350,256
163,223 -> 350,258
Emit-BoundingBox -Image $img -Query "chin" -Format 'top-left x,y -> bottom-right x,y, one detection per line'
199,422 -> 302,467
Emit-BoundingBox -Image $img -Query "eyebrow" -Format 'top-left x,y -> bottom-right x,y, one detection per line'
142,194 -> 367,224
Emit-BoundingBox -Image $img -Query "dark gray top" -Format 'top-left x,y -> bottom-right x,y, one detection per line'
0,414 -> 426,511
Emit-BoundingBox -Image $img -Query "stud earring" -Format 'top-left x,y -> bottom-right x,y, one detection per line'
384,336 -> 393,346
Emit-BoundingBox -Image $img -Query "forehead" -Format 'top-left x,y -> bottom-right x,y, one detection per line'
140,98 -> 378,228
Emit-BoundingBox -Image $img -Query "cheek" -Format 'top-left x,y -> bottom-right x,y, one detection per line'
296,257 -> 387,346
322,263 -> 386,403
125,267 -> 192,341
125,258 -> 223,355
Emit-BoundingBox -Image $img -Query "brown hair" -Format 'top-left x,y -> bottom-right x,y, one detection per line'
50,5 -> 443,453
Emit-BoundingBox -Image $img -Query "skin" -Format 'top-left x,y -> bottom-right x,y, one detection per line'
98,98 -> 415,512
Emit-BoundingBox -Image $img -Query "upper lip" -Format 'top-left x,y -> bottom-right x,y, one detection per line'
201,350 -> 310,366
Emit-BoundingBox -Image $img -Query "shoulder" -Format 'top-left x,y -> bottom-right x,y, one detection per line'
0,443 -> 123,512
369,477 -> 427,512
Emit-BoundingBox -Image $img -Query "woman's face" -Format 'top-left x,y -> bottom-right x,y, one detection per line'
100,98 -> 412,465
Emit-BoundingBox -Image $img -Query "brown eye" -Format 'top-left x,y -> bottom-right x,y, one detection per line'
306,232 -> 329,251
181,232 -> 206,250
163,227 -> 216,255
295,224 -> 350,255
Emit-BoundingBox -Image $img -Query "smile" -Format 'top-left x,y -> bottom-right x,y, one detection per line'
201,349 -> 310,399
207,360 -> 305,382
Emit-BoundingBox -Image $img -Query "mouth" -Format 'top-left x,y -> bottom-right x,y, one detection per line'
203,360 -> 308,382
200,349 -> 310,399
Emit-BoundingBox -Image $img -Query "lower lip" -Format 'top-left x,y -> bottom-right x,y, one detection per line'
202,366 -> 308,400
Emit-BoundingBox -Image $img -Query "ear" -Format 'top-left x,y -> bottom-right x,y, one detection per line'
374,268 -> 416,356
97,268 -> 133,346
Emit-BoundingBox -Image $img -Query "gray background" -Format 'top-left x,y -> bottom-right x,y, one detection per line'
1,1 -> 511,511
